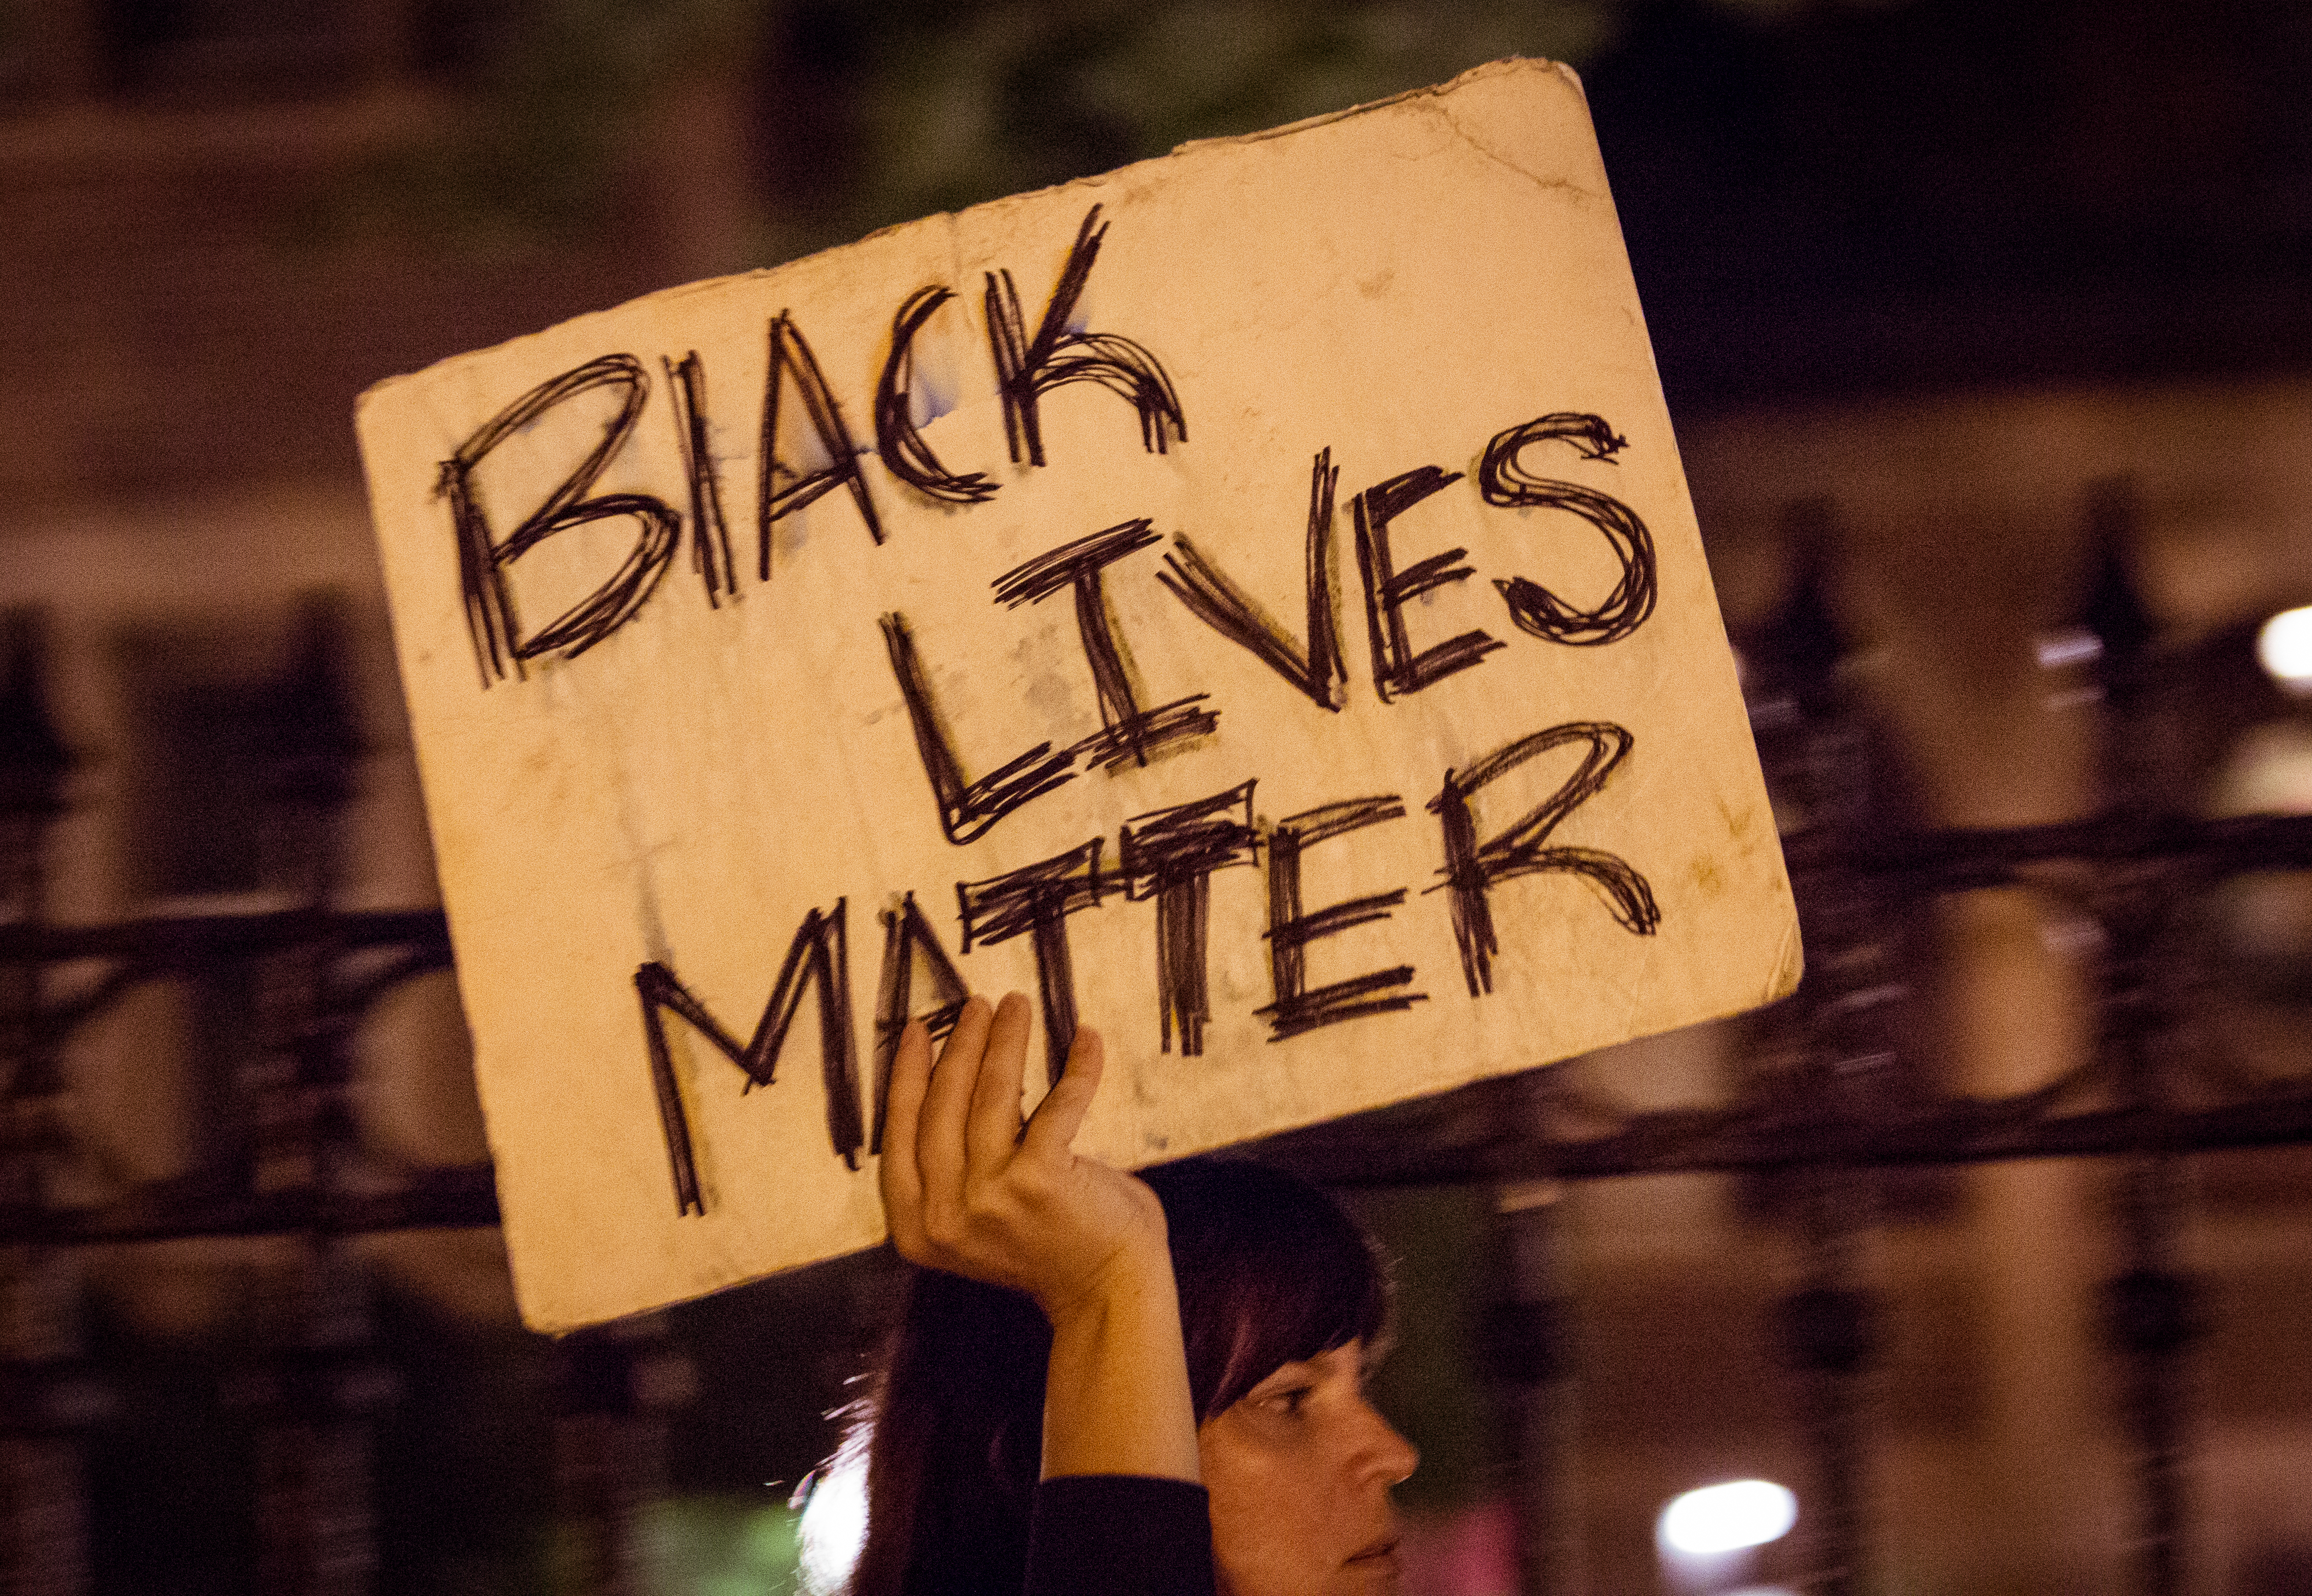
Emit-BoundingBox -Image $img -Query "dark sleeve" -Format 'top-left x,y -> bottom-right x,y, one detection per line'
1025,1475 -> 1215,1596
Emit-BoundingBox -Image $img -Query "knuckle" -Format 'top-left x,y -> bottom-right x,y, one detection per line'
922,1205 -> 966,1251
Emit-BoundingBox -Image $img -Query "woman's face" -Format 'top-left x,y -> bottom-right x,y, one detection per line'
1199,1341 -> 1420,1596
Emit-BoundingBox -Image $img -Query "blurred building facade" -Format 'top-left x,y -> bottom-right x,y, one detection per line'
2,2 -> 2309,1593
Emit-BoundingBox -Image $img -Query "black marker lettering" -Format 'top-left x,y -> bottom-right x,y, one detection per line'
1119,782 -> 1257,1056
1353,465 -> 1503,701
440,354 -> 680,684
958,841 -> 1108,1087
871,892 -> 971,1154
1156,449 -> 1347,712
1256,797 -> 1426,1041
994,521 -> 1217,771
1478,413 -> 1657,646
879,612 -> 1079,845
759,310 -> 884,578
1429,722 -> 1660,998
665,351 -> 736,605
635,899 -> 863,1216
874,286 -> 998,505
985,204 -> 1187,468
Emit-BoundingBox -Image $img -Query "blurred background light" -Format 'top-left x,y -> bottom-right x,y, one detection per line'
2035,626 -> 2104,669
2215,723 -> 2312,819
1658,1479 -> 1799,1557
796,1450 -> 870,1596
2258,607 -> 2312,694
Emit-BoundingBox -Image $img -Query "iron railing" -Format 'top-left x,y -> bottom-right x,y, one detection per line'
4,490 -> 2310,1594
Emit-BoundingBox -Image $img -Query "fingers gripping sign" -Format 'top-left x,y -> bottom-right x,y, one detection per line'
880,992 -> 1169,1322
879,992 -> 1200,1483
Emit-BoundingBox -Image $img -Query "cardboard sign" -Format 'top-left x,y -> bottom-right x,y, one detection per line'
358,58 -> 1799,1332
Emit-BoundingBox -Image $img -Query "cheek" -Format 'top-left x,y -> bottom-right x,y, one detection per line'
1200,1433 -> 1272,1531
1201,1431 -> 1329,1596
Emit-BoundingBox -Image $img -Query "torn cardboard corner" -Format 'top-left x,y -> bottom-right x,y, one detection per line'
357,56 -> 1800,1333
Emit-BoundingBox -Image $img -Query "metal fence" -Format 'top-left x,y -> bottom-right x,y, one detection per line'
3,494 -> 2310,1595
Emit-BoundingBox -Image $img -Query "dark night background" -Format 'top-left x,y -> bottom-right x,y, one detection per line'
4,2 -> 2309,1592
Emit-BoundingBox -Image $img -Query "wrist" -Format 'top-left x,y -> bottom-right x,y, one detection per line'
1040,1233 -> 1177,1336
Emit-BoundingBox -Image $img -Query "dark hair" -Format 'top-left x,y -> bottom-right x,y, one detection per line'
844,1159 -> 1387,1596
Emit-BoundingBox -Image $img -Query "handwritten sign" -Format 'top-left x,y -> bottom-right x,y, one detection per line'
358,59 -> 1799,1332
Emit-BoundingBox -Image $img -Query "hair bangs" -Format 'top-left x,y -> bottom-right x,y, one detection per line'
1142,1160 -> 1389,1420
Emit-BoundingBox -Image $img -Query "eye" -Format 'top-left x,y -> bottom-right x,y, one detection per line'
1260,1385 -> 1314,1416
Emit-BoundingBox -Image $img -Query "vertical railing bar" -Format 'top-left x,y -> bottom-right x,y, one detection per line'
1788,1166 -> 1874,1596
2084,477 -> 2204,1596
1490,1169 -> 1582,1596
2120,1156 -> 2190,1596
1743,501 -> 1892,1596
1,606 -> 96,1596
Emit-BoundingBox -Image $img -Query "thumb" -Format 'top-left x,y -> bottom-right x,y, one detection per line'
1020,1024 -> 1103,1161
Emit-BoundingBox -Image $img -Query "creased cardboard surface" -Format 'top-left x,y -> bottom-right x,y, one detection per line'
357,58 -> 1799,1332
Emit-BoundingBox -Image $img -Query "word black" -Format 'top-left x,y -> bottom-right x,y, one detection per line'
440,204 -> 1183,685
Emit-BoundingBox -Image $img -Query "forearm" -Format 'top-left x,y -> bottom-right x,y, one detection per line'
1038,1248 -> 1200,1484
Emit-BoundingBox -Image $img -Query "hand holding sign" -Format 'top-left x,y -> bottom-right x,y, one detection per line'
881,995 -> 1163,1326
358,58 -> 1800,1331
882,992 -> 1202,1483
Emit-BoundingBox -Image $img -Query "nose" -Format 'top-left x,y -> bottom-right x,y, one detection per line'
1355,1396 -> 1421,1486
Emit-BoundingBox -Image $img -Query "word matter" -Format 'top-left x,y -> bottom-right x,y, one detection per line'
636,714 -> 1657,1216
